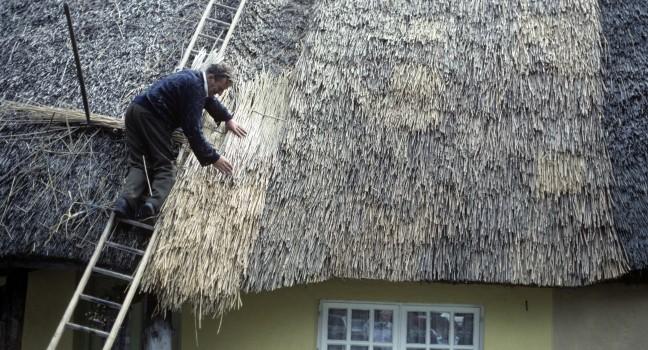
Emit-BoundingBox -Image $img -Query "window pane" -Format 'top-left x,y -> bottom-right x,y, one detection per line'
453,313 -> 474,345
430,312 -> 450,344
328,345 -> 345,350
373,309 -> 393,343
350,346 -> 368,350
328,309 -> 347,340
406,311 -> 427,344
351,310 -> 370,341
374,347 -> 392,350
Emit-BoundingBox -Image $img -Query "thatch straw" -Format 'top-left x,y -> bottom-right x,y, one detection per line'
0,105 -> 135,269
600,0 -> 648,271
245,0 -> 628,290
0,0 -> 203,116
139,0 -> 631,320
141,73 -> 289,317
1,100 -> 124,129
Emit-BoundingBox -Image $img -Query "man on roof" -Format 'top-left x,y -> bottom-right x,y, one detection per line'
113,63 -> 247,219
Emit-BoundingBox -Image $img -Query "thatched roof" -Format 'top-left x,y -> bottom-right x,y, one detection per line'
1,0 -> 647,321
0,103 -> 131,269
0,0 -> 202,116
140,0 -> 635,318
600,0 -> 648,271
0,0 -> 202,267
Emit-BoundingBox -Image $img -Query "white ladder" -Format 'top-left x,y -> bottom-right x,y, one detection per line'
47,214 -> 158,350
47,1 -> 248,349
177,0 -> 248,70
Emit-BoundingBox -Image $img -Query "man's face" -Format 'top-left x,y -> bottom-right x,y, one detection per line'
208,75 -> 233,96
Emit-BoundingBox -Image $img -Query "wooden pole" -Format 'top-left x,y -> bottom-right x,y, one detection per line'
63,3 -> 91,124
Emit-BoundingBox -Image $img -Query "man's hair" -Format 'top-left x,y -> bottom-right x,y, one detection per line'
206,63 -> 235,82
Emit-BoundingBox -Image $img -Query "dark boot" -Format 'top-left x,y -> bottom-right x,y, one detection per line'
113,197 -> 131,218
139,202 -> 156,219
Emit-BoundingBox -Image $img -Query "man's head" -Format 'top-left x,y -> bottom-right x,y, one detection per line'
205,63 -> 235,96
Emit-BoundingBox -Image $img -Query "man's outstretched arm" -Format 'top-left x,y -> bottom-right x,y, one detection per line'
205,97 -> 247,138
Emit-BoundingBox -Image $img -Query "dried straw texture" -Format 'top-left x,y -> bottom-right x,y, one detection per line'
0,105 -> 136,269
0,0 -> 202,116
140,0 -> 632,319
141,74 -> 289,316
225,0 -> 315,79
244,0 -> 628,292
1,101 -> 124,129
600,0 -> 648,271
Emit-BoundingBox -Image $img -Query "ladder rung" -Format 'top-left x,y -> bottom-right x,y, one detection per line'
105,241 -> 145,256
215,3 -> 237,11
198,32 -> 223,41
205,17 -> 231,26
92,267 -> 133,282
80,294 -> 123,309
116,218 -> 154,231
66,322 -> 109,338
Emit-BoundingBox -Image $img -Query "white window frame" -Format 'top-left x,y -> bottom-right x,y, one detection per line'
318,301 -> 483,350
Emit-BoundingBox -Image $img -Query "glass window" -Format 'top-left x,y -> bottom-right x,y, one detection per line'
430,312 -> 450,345
320,303 -> 481,350
328,308 -> 347,340
351,310 -> 370,341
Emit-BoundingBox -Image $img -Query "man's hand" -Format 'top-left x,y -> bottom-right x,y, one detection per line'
213,156 -> 233,175
225,119 -> 247,138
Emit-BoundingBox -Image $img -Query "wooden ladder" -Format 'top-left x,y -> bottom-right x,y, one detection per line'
48,1 -> 247,349
46,214 -> 157,350
177,0 -> 248,70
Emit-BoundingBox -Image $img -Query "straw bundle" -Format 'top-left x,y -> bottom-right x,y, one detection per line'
141,73 -> 289,316
0,100 -> 124,129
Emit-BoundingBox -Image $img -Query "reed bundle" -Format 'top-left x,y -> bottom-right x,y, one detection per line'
1,101 -> 124,129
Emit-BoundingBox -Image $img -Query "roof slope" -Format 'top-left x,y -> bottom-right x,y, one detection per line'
142,0 -> 630,317
0,0 -> 202,116
600,0 -> 648,271
0,0 -> 201,266
0,105 -> 133,269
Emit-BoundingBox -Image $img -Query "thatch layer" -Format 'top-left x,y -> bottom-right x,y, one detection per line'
0,0 -> 202,116
245,0 -> 627,290
600,0 -> 648,270
141,74 -> 289,316
0,104 -> 134,269
141,0 -> 630,318
225,0 -> 315,79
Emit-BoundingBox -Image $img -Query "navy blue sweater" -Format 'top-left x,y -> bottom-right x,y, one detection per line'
133,69 -> 233,166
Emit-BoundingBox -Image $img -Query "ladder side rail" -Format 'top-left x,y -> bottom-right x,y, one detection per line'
47,213 -> 117,350
102,230 -> 160,350
216,0 -> 248,59
177,0 -> 218,71
204,0 -> 248,66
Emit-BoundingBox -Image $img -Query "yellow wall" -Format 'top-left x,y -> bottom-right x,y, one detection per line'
22,269 -> 76,350
553,284 -> 648,350
182,279 -> 553,350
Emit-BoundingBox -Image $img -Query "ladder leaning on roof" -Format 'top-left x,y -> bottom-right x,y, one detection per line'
177,0 -> 249,71
47,1 -> 247,349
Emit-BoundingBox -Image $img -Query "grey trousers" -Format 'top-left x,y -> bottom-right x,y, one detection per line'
120,103 -> 178,212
